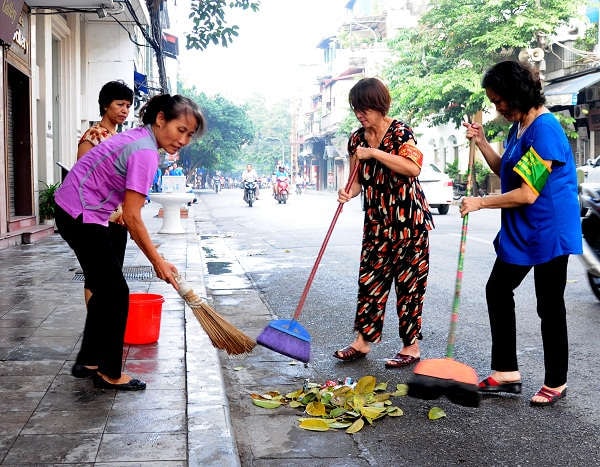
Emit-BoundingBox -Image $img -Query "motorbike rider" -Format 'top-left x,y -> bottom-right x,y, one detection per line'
273,165 -> 289,197
241,163 -> 260,199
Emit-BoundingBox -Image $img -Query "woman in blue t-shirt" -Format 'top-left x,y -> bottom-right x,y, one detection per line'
461,61 -> 582,407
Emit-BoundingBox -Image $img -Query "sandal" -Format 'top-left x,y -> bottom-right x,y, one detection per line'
333,346 -> 367,362
384,353 -> 419,369
530,386 -> 567,407
478,376 -> 522,394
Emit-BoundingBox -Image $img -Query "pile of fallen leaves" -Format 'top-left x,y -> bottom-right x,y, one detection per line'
251,375 -> 443,433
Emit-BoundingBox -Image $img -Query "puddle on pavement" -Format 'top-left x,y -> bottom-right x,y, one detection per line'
206,261 -> 232,275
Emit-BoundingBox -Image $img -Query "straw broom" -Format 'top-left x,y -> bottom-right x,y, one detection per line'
174,275 -> 255,355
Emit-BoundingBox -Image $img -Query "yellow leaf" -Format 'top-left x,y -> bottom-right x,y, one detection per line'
233,366 -> 244,371
428,406 -> 447,420
374,382 -> 388,391
355,375 -> 376,394
393,384 -> 409,396
387,407 -> 404,417
305,401 -> 327,416
346,417 -> 365,434
286,389 -> 303,399
252,399 -> 283,409
360,406 -> 386,419
299,418 -> 330,431
351,394 -> 366,410
289,400 -> 303,408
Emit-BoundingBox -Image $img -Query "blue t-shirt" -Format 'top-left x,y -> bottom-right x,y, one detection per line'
495,112 -> 582,265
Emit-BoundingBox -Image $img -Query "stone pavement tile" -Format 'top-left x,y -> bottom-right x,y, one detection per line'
105,407 -> 185,433
187,405 -> 239,467
21,407 -> 109,434
0,374 -> 55,392
96,432 -> 187,463
6,335 -> 79,361
112,389 -> 185,411
124,356 -> 185,375
36,376 -> 115,412
0,411 -> 31,459
0,391 -> 45,413
2,433 -> 101,464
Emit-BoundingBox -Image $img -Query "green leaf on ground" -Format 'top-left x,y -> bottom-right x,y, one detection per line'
428,407 -> 447,420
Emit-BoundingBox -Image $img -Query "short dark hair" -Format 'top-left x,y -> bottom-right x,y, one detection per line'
98,80 -> 134,116
139,94 -> 206,138
348,77 -> 391,116
481,61 -> 545,113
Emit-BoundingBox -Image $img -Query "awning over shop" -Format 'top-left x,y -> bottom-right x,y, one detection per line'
544,71 -> 600,107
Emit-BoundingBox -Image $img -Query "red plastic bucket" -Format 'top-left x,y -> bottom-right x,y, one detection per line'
124,293 -> 164,344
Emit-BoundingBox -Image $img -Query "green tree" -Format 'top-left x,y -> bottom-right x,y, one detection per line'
179,87 -> 255,176
186,0 -> 260,50
384,0 -> 580,128
239,95 -> 293,175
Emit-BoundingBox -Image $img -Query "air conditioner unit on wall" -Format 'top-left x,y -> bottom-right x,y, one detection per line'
575,104 -> 590,119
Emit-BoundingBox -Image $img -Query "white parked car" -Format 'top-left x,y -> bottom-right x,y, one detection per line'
419,162 -> 453,215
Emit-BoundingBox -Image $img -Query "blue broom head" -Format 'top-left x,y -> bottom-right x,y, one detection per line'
257,320 -> 311,363
265,319 -> 311,342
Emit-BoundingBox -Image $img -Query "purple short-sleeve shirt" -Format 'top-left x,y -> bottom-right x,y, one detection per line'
55,125 -> 159,226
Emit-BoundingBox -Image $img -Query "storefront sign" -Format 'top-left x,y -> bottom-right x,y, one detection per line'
0,0 -> 24,44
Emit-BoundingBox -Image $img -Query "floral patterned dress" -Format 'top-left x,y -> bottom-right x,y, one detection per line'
347,119 -> 434,345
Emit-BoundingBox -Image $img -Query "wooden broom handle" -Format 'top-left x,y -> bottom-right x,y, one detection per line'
292,161 -> 361,320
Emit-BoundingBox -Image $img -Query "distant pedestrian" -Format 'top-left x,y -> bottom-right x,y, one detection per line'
461,61 -> 582,406
169,162 -> 184,176
55,94 -> 205,391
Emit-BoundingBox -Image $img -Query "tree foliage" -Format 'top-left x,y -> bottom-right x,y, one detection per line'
186,0 -> 260,50
239,95 -> 293,175
384,0 -> 580,128
178,86 -> 255,176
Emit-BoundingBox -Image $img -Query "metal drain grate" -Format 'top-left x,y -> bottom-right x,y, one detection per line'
72,265 -> 159,282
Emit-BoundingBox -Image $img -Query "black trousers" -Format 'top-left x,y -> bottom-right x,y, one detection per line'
55,205 -> 129,379
485,255 -> 569,388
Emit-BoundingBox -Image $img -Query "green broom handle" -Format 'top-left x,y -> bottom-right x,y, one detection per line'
292,161 -> 361,320
446,136 -> 476,358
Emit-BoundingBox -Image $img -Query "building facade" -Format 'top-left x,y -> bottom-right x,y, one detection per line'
0,0 -> 176,249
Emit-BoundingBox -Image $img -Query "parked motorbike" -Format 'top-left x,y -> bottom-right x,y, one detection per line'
274,178 -> 289,204
243,180 -> 257,207
578,182 -> 600,300
295,182 -> 303,196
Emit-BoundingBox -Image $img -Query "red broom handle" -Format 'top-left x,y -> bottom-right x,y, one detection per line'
292,161 -> 361,320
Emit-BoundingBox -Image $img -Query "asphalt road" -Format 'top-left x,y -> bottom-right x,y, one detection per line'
199,187 -> 600,466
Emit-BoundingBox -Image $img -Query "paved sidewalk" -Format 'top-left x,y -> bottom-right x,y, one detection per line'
0,199 -> 239,466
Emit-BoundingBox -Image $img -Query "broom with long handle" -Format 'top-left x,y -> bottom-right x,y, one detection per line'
256,161 -> 362,362
407,131 -> 481,408
174,274 -> 256,355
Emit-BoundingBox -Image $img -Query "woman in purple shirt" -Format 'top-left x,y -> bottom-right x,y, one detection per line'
55,94 -> 205,391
